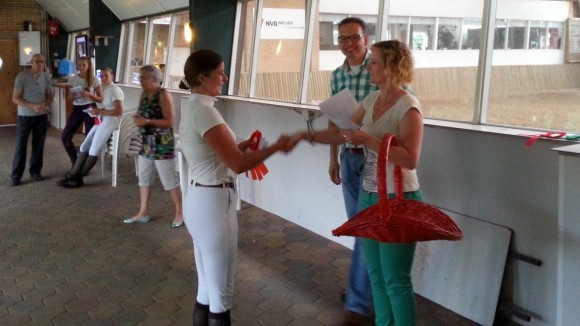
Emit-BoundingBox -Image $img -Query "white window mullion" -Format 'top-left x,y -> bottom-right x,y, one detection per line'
116,23 -> 127,83
164,14 -> 178,85
377,0 -> 388,45
298,0 -> 317,104
473,0 -> 498,124
228,1 -> 244,96
248,0 -> 265,98
124,23 -> 136,84
145,18 -> 154,64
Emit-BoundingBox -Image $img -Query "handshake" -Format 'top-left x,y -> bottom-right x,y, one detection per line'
268,132 -> 311,154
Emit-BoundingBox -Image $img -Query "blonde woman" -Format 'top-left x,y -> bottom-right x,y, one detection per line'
58,68 -> 123,188
61,56 -> 102,166
293,40 -> 423,325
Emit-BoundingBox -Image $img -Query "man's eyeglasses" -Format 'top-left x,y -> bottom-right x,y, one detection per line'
32,60 -> 45,63
337,33 -> 365,44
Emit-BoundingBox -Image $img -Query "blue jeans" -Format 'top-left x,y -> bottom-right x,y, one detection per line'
340,148 -> 373,316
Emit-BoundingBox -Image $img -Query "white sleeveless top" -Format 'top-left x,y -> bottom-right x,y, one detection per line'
360,91 -> 422,193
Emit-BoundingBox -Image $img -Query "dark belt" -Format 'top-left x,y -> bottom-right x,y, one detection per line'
192,181 -> 235,189
345,148 -> 365,155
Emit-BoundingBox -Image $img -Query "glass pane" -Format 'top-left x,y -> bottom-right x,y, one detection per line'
494,19 -> 508,49
405,4 -> 484,123
410,17 -> 436,50
506,20 -> 526,49
166,11 -> 190,89
388,16 -> 410,44
254,0 -> 306,102
232,0 -> 256,97
306,2 -> 379,105
148,16 -> 171,83
529,20 -> 547,49
462,18 -> 482,50
438,18 -> 461,50
487,1 -> 577,131
127,20 -> 147,85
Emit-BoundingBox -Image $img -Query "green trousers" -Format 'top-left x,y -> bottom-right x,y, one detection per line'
359,190 -> 422,326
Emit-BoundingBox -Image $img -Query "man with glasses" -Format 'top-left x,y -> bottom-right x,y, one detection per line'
329,17 -> 378,325
10,53 -> 53,186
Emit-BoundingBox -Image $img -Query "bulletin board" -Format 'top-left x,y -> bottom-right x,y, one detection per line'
566,18 -> 580,63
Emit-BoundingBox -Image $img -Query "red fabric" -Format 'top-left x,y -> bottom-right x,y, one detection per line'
332,134 -> 463,243
524,132 -> 566,147
244,130 -> 269,181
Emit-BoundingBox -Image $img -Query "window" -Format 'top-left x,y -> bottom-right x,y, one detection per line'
148,16 -> 171,80
230,0 -> 257,97
410,17 -> 436,50
126,20 -> 147,85
253,1 -> 307,102
306,2 -> 379,105
487,1 -> 574,131
387,16 -> 410,44
438,18 -> 461,50
230,0 -> 580,132
119,11 -> 190,89
166,12 -> 191,89
462,18 -> 482,50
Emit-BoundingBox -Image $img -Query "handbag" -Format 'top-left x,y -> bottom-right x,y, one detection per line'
332,134 -> 463,243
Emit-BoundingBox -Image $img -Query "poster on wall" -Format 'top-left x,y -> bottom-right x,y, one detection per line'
75,35 -> 89,62
260,8 -> 305,40
566,18 -> 580,63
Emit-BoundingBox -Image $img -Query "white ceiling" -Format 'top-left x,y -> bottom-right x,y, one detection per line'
36,0 -> 90,32
35,0 -> 189,31
102,0 -> 189,21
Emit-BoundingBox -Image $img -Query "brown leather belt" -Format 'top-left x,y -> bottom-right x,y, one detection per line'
346,148 -> 365,155
192,181 -> 235,189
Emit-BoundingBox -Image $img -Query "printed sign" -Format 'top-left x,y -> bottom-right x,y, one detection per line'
261,8 -> 305,40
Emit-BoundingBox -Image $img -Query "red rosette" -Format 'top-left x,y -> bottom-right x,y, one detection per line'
246,130 -> 269,181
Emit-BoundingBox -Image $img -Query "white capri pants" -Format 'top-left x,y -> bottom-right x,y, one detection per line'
183,185 -> 238,313
137,155 -> 179,190
79,116 -> 119,156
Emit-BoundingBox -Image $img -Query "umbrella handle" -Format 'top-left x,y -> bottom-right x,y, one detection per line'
377,134 -> 404,222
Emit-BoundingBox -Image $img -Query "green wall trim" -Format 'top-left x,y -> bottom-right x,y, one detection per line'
89,0 -> 122,72
191,0 -> 237,91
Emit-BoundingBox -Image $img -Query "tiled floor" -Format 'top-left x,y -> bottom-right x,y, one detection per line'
1,126 -> 482,325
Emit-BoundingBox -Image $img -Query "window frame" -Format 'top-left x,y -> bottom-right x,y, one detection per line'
117,10 -> 190,89
227,0 -> 573,133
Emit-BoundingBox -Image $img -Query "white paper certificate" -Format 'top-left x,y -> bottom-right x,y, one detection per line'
319,89 -> 360,130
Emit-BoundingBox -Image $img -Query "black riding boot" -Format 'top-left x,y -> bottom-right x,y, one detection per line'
69,151 -> 89,176
193,302 -> 209,326
208,310 -> 231,326
58,152 -> 88,187
80,155 -> 98,177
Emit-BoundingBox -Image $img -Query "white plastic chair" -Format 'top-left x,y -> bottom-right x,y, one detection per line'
100,113 -> 142,187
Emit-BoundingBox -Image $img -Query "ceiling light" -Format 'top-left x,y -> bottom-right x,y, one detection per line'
184,22 -> 193,43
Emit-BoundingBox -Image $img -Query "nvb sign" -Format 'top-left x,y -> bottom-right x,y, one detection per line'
261,8 -> 305,39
